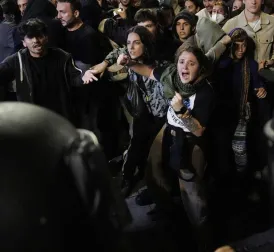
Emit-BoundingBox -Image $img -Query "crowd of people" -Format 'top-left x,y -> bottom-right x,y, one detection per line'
1,0 -> 274,250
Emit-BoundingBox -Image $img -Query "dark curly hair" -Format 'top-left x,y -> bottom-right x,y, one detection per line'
17,18 -> 48,40
134,8 -> 158,24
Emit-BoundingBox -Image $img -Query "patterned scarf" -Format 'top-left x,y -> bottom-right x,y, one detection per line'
162,64 -> 206,99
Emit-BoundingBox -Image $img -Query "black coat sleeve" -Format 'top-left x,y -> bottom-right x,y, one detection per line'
66,56 -> 84,87
0,54 -> 17,86
192,85 -> 215,127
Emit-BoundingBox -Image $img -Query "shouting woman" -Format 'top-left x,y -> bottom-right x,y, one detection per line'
117,44 -> 215,247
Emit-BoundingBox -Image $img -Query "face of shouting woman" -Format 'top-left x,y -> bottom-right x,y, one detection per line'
127,32 -> 145,60
177,51 -> 200,84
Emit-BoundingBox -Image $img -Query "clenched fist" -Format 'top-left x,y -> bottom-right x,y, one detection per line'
171,92 -> 184,112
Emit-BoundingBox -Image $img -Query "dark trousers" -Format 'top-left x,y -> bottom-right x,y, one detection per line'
72,85 -> 101,138
167,125 -> 208,227
166,125 -> 212,248
122,111 -> 165,180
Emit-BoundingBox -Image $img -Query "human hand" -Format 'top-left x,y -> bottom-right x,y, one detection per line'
255,87 -> 267,99
82,69 -> 99,84
97,0 -> 103,6
259,61 -> 265,70
117,53 -> 131,66
220,35 -> 232,46
171,92 -> 184,112
265,59 -> 274,68
215,246 -> 235,252
259,59 -> 274,69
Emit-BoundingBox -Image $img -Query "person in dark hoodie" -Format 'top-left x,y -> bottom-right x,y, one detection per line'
0,18 -> 97,123
21,0 -> 65,48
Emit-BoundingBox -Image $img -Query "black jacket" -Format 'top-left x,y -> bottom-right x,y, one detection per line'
0,47 -> 83,122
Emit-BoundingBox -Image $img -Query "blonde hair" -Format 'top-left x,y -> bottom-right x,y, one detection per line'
213,1 -> 228,15
214,0 -> 225,6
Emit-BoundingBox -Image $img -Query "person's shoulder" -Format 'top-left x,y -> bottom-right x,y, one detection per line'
223,13 -> 243,30
262,12 -> 274,23
269,14 -> 274,22
197,16 -> 224,32
248,57 -> 259,71
161,64 -> 177,78
226,14 -> 239,23
197,16 -> 211,25
194,81 -> 215,112
49,47 -> 71,58
81,23 -> 96,34
184,35 -> 196,46
17,48 -> 28,56
198,81 -> 215,98
0,21 -> 16,29
249,57 -> 258,66
1,48 -> 25,65
2,51 -> 17,62
156,64 -> 176,85
196,8 -> 207,18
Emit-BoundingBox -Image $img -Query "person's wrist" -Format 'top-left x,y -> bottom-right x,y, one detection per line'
126,59 -> 136,67
174,105 -> 187,115
103,60 -> 109,67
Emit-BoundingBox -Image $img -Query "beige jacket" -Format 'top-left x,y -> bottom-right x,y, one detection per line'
196,8 -> 211,19
222,10 -> 274,62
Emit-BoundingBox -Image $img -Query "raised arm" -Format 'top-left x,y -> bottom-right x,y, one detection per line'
170,92 -> 205,137
86,47 -> 127,82
116,53 -> 156,80
170,90 -> 215,137
205,35 -> 231,64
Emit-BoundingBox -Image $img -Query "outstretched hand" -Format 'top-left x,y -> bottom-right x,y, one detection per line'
259,59 -> 274,70
82,69 -> 99,84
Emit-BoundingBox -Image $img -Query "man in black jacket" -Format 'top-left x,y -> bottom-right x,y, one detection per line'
0,18 -> 95,123
57,0 -> 105,132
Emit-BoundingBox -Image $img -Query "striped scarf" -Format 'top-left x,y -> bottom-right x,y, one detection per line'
232,56 -> 251,172
239,57 -> 250,120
